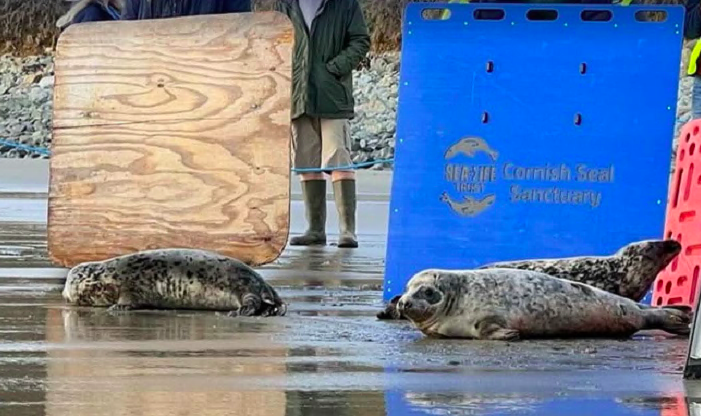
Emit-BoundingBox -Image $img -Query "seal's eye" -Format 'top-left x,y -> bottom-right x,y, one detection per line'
424,287 -> 435,297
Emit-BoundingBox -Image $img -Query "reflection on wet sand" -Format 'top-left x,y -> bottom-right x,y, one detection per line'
0,300 -> 48,416
0,265 -> 697,416
284,343 -> 385,416
43,307 -> 288,416
285,390 -> 385,416
405,392 -> 541,415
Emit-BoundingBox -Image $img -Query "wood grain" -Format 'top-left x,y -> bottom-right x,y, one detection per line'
48,12 -> 293,268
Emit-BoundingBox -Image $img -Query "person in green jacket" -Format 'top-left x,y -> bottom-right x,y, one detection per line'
274,0 -> 370,249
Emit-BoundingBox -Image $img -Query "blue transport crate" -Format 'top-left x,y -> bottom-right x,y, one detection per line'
383,3 -> 685,302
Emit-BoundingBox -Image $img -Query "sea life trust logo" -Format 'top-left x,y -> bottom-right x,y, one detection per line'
441,135 -> 614,217
442,136 -> 498,217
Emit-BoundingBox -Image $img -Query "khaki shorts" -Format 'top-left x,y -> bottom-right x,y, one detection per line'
291,115 -> 353,170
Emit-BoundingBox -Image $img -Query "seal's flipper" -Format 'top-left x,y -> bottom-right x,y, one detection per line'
662,305 -> 693,314
107,293 -> 136,312
643,306 -> 693,335
476,315 -> 519,341
485,328 -> 520,341
238,305 -> 257,316
237,293 -> 262,317
107,304 -> 134,312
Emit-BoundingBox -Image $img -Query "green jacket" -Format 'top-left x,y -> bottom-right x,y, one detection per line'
274,0 -> 370,120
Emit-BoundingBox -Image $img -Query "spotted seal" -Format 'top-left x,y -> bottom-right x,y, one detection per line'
395,268 -> 691,340
377,239 -> 681,321
479,239 -> 681,302
62,248 -> 287,317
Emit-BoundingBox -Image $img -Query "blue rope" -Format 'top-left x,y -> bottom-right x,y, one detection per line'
291,158 -> 395,173
0,139 -> 394,170
0,139 -> 51,156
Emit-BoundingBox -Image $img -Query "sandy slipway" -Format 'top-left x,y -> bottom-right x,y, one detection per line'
0,50 -> 692,174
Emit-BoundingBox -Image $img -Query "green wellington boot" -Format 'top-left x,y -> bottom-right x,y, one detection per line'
333,179 -> 358,248
290,179 -> 327,246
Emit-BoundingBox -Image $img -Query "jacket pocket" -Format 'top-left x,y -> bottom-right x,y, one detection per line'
313,64 -> 350,112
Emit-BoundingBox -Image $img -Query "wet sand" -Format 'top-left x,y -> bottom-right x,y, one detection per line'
0,161 -> 700,416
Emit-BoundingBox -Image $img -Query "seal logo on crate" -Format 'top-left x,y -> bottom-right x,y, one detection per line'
444,136 -> 499,161
439,192 -> 496,217
442,135 -> 616,216
442,136 -> 499,217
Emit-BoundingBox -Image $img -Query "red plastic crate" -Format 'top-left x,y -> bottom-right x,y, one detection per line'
653,119 -> 701,309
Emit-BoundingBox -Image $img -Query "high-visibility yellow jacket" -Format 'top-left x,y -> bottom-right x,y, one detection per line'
690,40 -> 701,76
441,0 -> 471,19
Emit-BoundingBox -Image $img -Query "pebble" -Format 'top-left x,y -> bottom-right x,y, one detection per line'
0,54 -> 53,159
349,52 -> 400,169
39,75 -> 54,89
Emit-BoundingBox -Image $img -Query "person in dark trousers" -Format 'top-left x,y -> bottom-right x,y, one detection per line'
273,0 -> 370,249
57,0 -> 123,29
121,0 -> 250,20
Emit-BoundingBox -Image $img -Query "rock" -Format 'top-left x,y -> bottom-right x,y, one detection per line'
0,53 -> 53,159
9,123 -> 25,135
39,75 -> 54,88
348,52 -> 400,170
22,73 -> 42,85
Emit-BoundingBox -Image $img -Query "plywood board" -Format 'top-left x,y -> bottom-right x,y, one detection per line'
48,11 -> 293,267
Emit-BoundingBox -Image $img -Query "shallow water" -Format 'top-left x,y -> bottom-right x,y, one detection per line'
0,162 -> 700,416
0,276 -> 698,416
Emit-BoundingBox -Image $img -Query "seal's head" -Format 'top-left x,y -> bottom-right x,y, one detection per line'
257,286 -> 288,317
397,270 -> 447,325
616,239 -> 682,270
377,295 -> 405,320
62,262 -> 121,307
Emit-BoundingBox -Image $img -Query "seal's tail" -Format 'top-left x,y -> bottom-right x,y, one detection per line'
643,305 -> 693,335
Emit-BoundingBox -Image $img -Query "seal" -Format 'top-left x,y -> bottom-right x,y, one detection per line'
377,239 -> 682,321
396,268 -> 691,340
478,239 -> 682,302
62,248 -> 287,317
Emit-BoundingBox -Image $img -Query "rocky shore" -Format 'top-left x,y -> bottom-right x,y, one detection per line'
0,50 -> 693,172
0,54 -> 53,159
